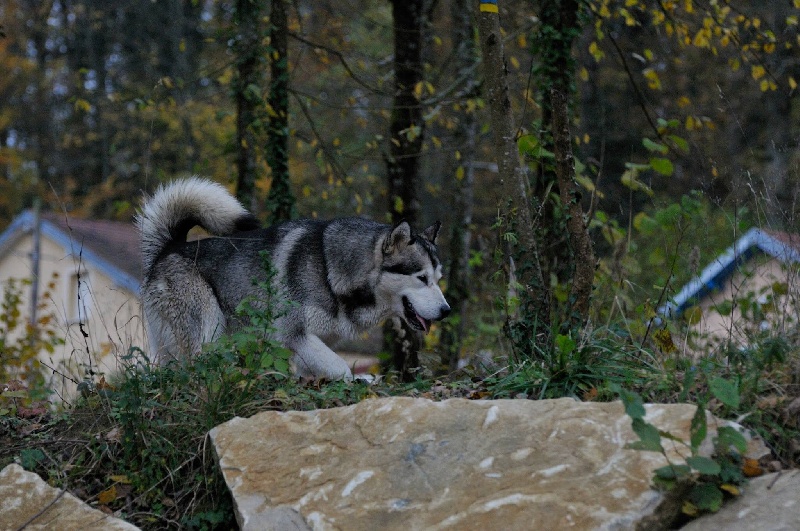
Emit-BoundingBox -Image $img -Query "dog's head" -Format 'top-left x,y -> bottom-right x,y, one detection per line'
380,221 -> 451,333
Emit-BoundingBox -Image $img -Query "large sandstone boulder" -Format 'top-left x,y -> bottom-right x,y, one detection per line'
209,397 -> 767,530
0,463 -> 139,531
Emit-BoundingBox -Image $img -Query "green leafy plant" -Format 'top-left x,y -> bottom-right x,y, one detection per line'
0,275 -> 65,397
205,251 -> 293,376
615,377 -> 748,517
487,327 -> 659,400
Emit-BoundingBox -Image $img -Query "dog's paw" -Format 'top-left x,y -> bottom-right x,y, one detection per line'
353,373 -> 380,385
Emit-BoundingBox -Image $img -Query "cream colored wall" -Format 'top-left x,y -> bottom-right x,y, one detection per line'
689,256 -> 800,351
0,232 -> 145,397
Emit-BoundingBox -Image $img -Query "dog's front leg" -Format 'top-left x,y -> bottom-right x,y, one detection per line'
288,334 -> 353,381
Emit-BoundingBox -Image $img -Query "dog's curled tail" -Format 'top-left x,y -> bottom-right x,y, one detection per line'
136,176 -> 259,274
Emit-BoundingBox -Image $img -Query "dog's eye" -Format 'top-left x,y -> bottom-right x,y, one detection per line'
418,275 -> 428,285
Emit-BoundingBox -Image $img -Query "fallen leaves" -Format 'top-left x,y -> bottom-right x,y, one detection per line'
741,457 -> 763,478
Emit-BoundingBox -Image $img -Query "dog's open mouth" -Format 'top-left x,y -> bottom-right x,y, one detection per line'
403,296 -> 431,333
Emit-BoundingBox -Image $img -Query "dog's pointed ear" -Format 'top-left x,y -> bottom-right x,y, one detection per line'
384,221 -> 412,253
422,221 -> 442,244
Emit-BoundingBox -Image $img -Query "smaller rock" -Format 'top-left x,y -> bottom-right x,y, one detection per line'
0,463 -> 139,531
767,460 -> 783,473
682,470 -> 800,531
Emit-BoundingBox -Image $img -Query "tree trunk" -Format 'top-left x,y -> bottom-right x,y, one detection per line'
233,0 -> 262,213
265,0 -> 296,223
478,1 -> 551,356
384,0 -> 427,380
387,0 -> 425,225
533,0 -> 592,328
551,88 -> 594,326
438,0 -> 478,374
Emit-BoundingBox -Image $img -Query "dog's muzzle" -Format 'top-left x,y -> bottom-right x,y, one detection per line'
402,296 -> 450,334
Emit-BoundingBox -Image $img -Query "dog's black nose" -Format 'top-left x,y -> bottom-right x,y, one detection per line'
439,305 -> 451,319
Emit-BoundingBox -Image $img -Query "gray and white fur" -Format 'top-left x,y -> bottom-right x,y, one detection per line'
137,177 -> 450,380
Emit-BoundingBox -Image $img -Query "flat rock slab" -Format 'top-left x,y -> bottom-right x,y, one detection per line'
683,471 -> 800,531
210,397 -> 764,530
0,463 -> 139,531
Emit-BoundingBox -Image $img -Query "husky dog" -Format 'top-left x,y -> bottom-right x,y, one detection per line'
136,177 -> 450,380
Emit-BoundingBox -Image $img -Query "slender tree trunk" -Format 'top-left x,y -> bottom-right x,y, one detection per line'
233,0 -> 262,213
478,1 -> 551,355
551,88 -> 594,325
29,0 -> 54,186
439,0 -> 478,374
387,0 -> 424,225
384,0 -> 427,380
534,0 -> 593,327
265,0 -> 296,223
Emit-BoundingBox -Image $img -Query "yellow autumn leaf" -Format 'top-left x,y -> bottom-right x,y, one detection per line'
643,68 -> 662,90
751,65 -> 766,80
720,484 -> 740,496
589,41 -> 605,62
74,99 -> 91,112
413,81 -> 425,101
621,9 -> 636,26
742,457 -> 763,477
692,29 -> 710,47
653,328 -> 677,353
682,500 -> 699,517
790,77 -> 797,90
98,485 -> 117,505
455,166 -> 465,181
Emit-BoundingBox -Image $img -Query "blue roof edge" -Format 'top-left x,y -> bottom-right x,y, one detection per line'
0,210 -> 141,294
659,227 -> 800,318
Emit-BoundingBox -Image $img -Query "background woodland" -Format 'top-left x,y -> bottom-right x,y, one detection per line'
2,0 -> 800,362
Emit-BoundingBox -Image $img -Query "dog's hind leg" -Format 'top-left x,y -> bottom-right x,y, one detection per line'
288,335 -> 353,381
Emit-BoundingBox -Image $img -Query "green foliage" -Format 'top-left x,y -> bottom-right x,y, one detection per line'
591,193 -> 752,331
614,375 -> 750,519
486,326 -> 659,400
0,276 -> 65,394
